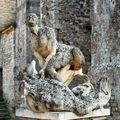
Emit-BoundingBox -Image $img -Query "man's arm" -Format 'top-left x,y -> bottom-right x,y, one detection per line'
42,39 -> 57,71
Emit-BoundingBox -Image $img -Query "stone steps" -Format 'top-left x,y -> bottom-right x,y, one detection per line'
0,97 -> 11,120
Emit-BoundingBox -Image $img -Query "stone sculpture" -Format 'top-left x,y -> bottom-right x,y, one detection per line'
72,82 -> 95,97
26,13 -> 57,79
26,60 -> 38,79
19,76 -> 111,115
26,13 -> 86,82
19,13 -> 111,116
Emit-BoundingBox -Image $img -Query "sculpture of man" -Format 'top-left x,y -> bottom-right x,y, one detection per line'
26,13 -> 57,78
26,13 -> 86,82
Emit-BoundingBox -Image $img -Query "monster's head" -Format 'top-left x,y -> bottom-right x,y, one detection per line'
26,13 -> 39,27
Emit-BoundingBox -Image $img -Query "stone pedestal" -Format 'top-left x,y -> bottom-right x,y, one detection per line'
16,108 -> 110,120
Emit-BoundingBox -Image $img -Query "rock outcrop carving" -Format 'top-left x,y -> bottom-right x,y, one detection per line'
19,13 -> 111,116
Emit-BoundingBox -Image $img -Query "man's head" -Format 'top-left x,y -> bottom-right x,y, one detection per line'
26,13 -> 39,27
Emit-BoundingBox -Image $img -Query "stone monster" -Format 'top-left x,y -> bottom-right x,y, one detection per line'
19,76 -> 111,115
72,82 -> 95,97
26,13 -> 86,82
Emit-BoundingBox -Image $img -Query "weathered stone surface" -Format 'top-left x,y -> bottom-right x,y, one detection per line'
20,75 -> 111,116
27,0 -> 91,72
58,0 -> 91,72
14,0 -> 27,107
90,0 -> 120,119
0,0 -> 120,119
16,107 -> 110,120
0,97 -> 11,120
0,28 -> 15,107
0,40 -> 2,67
0,0 -> 16,31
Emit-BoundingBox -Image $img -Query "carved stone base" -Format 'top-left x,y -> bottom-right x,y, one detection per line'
18,76 -> 111,118
16,107 -> 110,120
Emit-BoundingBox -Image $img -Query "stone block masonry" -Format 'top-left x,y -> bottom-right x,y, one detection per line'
0,39 -> 2,68
0,0 -> 16,31
14,0 -> 27,107
0,26 -> 15,107
58,0 -> 91,72
90,0 -> 120,119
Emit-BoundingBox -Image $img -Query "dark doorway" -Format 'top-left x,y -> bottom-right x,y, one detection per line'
0,68 -> 3,96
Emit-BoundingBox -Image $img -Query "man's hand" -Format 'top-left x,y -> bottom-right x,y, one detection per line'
39,69 -> 45,79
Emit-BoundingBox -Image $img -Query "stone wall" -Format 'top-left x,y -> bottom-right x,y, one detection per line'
90,0 -> 120,119
0,27 -> 15,107
27,0 -> 40,16
0,0 -> 16,31
15,0 -> 27,71
0,38 -> 2,67
109,0 -> 120,118
14,0 -> 27,106
0,0 -> 27,118
0,0 -> 16,67
57,0 -> 91,72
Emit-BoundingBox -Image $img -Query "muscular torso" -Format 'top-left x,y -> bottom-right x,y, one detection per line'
30,33 -> 51,58
37,45 -> 49,58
